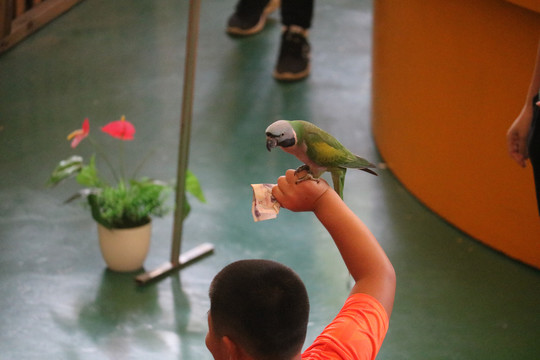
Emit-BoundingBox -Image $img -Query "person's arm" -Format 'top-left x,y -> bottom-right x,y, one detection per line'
507,40 -> 540,167
272,170 -> 396,316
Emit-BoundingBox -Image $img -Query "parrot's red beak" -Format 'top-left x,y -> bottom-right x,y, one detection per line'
266,137 -> 278,151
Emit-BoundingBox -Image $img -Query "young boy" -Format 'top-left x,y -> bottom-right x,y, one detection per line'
206,169 -> 396,359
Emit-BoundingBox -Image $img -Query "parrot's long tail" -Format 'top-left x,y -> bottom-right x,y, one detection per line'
360,167 -> 378,176
345,156 -> 378,176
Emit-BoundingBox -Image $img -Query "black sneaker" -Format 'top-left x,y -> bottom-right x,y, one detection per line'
273,26 -> 311,81
226,0 -> 280,36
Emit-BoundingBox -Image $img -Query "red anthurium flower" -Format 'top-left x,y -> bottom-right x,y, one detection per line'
101,115 -> 135,140
67,118 -> 90,148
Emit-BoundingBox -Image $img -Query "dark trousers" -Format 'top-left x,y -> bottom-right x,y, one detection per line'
281,0 -> 314,29
240,0 -> 314,29
528,94 -> 540,215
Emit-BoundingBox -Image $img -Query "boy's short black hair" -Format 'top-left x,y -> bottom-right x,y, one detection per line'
209,259 -> 310,360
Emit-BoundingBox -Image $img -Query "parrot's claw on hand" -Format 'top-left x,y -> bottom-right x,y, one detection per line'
295,174 -> 320,185
294,165 -> 320,184
294,164 -> 311,176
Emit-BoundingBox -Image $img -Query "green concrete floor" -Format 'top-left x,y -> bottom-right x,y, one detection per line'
1,0 -> 539,359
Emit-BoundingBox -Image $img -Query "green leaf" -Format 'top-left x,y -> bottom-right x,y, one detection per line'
87,193 -> 109,228
185,170 -> 206,203
183,196 -> 191,220
87,179 -> 171,229
76,155 -> 102,187
46,155 -> 84,186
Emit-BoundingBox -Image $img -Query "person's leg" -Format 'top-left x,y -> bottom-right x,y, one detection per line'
226,0 -> 280,36
281,0 -> 314,29
273,0 -> 314,81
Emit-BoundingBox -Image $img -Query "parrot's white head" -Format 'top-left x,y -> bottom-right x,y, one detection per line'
265,120 -> 297,151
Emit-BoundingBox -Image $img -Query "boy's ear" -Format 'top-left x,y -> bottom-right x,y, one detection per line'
222,336 -> 248,359
223,336 -> 237,357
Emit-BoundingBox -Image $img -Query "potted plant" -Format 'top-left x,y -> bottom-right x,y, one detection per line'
47,116 -> 205,272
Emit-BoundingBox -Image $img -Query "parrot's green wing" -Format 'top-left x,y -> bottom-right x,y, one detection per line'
301,122 -> 370,169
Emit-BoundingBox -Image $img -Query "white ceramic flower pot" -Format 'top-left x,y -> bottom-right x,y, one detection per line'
97,222 -> 151,272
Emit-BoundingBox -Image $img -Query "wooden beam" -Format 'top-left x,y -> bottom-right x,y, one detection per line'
15,0 -> 24,17
0,0 -> 13,39
1,0 -> 84,54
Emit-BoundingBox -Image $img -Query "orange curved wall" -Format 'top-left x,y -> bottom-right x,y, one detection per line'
372,0 -> 540,268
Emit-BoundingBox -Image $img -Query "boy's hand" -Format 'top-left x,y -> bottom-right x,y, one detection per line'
272,169 -> 331,212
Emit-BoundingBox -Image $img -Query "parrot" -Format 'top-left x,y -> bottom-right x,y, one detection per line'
265,120 -> 377,199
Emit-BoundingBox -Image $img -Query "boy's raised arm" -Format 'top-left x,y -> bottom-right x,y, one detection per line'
273,169 -> 396,316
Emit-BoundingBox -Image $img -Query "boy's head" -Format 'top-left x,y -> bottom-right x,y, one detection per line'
207,259 -> 310,360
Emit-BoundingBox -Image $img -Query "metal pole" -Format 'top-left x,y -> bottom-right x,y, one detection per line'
170,0 -> 201,265
135,0 -> 214,285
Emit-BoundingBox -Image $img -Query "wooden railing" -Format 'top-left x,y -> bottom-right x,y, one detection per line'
1,0 -> 83,55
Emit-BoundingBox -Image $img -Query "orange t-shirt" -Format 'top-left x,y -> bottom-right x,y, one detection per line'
302,293 -> 389,360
